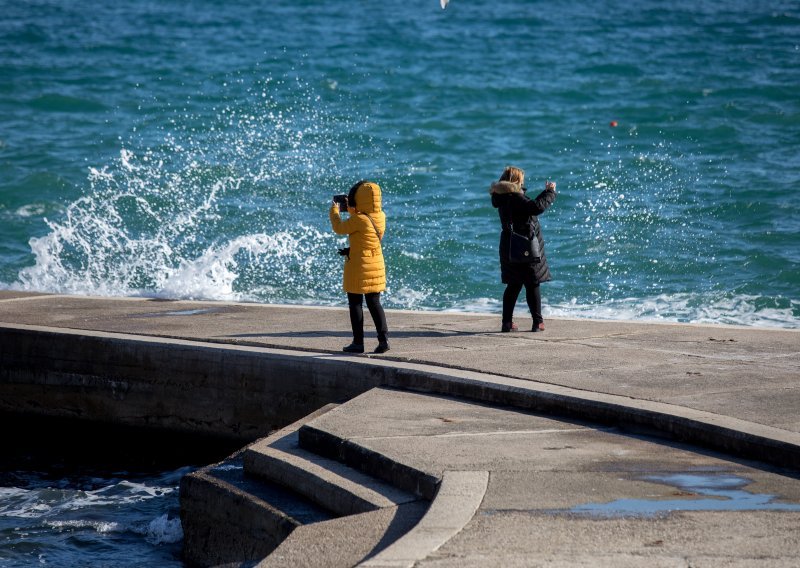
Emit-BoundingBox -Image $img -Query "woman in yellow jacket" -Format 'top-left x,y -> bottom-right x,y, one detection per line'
329,180 -> 389,354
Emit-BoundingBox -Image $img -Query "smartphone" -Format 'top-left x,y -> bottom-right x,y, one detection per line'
333,194 -> 348,212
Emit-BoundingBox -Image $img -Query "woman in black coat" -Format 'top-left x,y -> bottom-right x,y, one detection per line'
490,166 -> 556,332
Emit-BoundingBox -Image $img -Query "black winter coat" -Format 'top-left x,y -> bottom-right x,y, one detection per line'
490,181 -> 556,286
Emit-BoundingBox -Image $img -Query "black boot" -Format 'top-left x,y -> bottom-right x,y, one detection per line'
343,343 -> 364,353
374,334 -> 389,353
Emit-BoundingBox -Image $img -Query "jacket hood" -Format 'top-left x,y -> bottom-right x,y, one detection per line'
489,181 -> 523,195
353,181 -> 382,214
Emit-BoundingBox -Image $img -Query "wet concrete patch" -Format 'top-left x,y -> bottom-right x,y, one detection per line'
570,473 -> 800,517
132,308 -> 222,317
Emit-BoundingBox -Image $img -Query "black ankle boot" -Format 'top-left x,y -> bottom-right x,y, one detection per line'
343,343 -> 364,353
374,340 -> 390,354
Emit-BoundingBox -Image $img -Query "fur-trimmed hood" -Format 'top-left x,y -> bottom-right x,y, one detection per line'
489,180 -> 524,195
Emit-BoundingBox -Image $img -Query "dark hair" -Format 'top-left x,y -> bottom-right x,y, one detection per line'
348,180 -> 367,207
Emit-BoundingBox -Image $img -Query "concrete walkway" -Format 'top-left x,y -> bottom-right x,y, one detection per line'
292,387 -> 800,567
1,291 -> 797,435
2,292 -> 800,566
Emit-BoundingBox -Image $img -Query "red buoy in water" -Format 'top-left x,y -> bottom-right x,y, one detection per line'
610,120 -> 618,127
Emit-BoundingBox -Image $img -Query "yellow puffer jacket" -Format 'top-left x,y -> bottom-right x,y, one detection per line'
329,182 -> 387,295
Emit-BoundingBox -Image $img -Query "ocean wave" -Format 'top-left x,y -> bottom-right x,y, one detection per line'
440,293 -> 799,329
0,486 -> 54,518
43,513 -> 183,544
45,519 -> 122,533
2,469 -> 186,567
0,467 -> 191,520
26,93 -> 108,113
14,204 -> 48,218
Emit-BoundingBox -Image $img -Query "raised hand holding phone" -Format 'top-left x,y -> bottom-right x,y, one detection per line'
332,194 -> 348,212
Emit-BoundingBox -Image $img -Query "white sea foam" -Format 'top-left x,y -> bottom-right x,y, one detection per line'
547,293 -> 799,328
159,232 -> 303,301
390,286 -> 432,308
444,297 -> 499,313
46,519 -> 122,533
141,513 -> 184,545
0,475 -> 182,523
212,463 -> 243,472
12,77 -> 357,305
38,483 -> 175,514
446,293 -> 799,329
0,487 -> 55,518
44,514 -> 182,544
15,204 -> 47,217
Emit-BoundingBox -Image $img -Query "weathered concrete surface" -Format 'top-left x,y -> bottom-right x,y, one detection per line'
423,511 -> 800,568
180,464 -> 312,567
180,407 -> 336,566
258,501 -> 429,568
1,292 -> 799,566
0,291 -> 47,301
244,430 -> 420,517
242,402 -> 421,519
0,292 -> 796,433
182,403 -> 431,568
302,388 -> 800,567
1,293 -> 799,467
361,471 -> 489,568
0,323 -> 384,442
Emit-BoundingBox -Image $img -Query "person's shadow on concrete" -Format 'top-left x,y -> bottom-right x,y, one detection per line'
224,330 -> 487,339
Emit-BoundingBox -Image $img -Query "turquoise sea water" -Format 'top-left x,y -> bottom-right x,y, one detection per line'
2,0 -> 799,328
1,3 -> 799,564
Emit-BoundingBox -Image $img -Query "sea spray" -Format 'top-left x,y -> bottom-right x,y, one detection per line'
15,77 -> 365,302
556,126 -> 708,298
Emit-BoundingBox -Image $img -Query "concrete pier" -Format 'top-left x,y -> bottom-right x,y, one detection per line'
1,291 -> 799,566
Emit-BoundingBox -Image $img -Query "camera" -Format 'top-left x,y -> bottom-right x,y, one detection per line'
332,194 -> 348,212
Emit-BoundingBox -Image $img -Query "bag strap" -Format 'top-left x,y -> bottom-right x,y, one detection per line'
361,213 -> 383,241
501,205 -> 518,235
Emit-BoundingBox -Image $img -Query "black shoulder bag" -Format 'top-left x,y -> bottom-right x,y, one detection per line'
507,219 -> 541,264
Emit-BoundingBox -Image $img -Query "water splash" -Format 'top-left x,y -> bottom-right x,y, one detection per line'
14,76 -> 364,301
561,128 -> 710,300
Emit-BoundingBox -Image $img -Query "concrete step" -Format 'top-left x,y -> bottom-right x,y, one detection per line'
243,415 -> 420,517
180,452 -> 333,567
256,501 -> 428,568
180,405 -> 339,567
297,389 -> 441,500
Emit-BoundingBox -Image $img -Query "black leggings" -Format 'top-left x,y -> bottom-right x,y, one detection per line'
347,292 -> 388,344
502,282 -> 542,325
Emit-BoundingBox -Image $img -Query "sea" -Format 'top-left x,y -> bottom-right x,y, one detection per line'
1,0 -> 799,565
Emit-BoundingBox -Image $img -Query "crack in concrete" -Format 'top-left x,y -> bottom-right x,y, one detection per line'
351,428 -> 596,442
